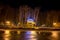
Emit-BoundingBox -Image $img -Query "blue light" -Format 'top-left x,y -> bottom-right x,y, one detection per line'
27,18 -> 34,22
27,19 -> 33,21
25,31 -> 31,34
25,31 -> 32,38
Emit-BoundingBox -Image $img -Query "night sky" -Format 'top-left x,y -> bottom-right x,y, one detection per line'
0,0 -> 60,11
0,0 -> 60,26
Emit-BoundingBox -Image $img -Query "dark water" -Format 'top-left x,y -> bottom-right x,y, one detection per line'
0,30 -> 60,40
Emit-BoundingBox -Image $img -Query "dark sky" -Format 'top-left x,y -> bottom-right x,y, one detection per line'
0,0 -> 60,11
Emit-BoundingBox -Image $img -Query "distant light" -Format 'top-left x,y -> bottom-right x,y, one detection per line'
18,22 -> 20,25
25,31 -> 37,35
27,18 -> 34,23
17,31 -> 20,34
4,30 -> 10,34
25,31 -> 37,38
53,23 -> 57,25
5,21 -> 11,25
51,32 -> 58,38
6,21 -> 10,23
34,27 -> 39,29
27,18 -> 34,22
41,24 -> 46,27
25,31 -> 31,34
4,30 -> 10,40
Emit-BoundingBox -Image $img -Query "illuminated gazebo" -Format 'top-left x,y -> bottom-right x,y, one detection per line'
19,5 -> 39,28
26,18 -> 36,28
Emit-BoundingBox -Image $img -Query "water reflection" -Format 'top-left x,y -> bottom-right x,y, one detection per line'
17,31 -> 21,34
24,31 -> 37,40
38,32 -> 52,40
25,31 -> 37,35
51,31 -> 58,38
3,30 -> 11,40
0,30 -> 60,40
51,31 -> 58,40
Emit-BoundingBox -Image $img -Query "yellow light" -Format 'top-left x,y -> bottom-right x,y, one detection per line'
28,38 -> 37,40
34,27 -> 39,29
17,31 -> 20,34
32,22 -> 35,24
4,38 -> 9,40
4,30 -> 10,40
51,31 -> 58,38
4,30 -> 10,34
5,21 -> 11,25
53,23 -> 57,25
27,21 -> 35,24
30,31 -> 37,35
18,22 -> 20,24
6,21 -> 10,24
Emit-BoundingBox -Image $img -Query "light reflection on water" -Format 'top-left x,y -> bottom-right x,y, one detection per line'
51,31 -> 58,38
3,30 -> 11,40
0,30 -> 60,40
24,31 -> 37,40
51,31 -> 58,40
17,31 -> 21,34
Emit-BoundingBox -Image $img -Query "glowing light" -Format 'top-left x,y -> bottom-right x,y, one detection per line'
27,38 -> 37,40
27,18 -> 34,22
18,22 -> 20,24
30,31 -> 37,34
25,31 -> 37,35
41,24 -> 46,27
25,31 -> 37,39
4,30 -> 10,34
17,22 -> 21,27
25,35 -> 36,38
27,18 -> 36,25
51,31 -> 58,38
53,23 -> 57,25
25,31 -> 31,34
17,31 -> 20,34
34,27 -> 39,29
6,21 -> 10,24
4,30 -> 11,40
5,21 -> 11,25
4,37 -> 10,40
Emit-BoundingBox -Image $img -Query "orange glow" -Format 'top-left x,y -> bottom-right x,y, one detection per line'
17,31 -> 20,34
51,31 -> 58,38
53,23 -> 57,25
4,30 -> 10,34
5,21 -> 11,25
4,30 -> 10,40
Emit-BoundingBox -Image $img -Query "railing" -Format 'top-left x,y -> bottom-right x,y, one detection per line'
0,25 -> 60,31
